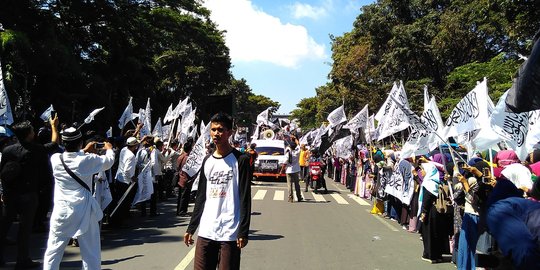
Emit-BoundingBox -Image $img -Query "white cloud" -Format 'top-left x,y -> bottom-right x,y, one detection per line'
290,2 -> 328,19
203,0 -> 326,68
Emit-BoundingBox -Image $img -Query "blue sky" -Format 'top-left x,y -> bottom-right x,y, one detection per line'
203,0 -> 375,114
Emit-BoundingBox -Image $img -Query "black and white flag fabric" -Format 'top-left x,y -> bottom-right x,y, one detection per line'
376,82 -> 411,140
326,105 -> 347,136
256,107 -> 272,126
0,63 -> 14,125
442,78 -> 490,138
344,104 -> 369,134
40,105 -> 54,121
364,115 -> 376,142
489,90 -> 537,160
506,30 -> 540,113
183,122 -> 211,177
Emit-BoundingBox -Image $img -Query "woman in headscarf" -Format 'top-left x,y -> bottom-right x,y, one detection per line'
418,161 -> 448,263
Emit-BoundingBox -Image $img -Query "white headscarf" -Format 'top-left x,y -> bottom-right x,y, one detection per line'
501,163 -> 533,190
421,162 -> 440,196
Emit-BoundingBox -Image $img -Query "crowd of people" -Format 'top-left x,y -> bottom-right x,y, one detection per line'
321,143 -> 540,269
0,113 -> 248,269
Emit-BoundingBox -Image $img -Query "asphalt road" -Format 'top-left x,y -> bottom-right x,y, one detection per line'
2,177 -> 456,270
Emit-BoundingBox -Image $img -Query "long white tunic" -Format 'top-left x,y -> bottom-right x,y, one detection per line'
49,149 -> 115,238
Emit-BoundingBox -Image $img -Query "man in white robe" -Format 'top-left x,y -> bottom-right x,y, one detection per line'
43,127 -> 115,270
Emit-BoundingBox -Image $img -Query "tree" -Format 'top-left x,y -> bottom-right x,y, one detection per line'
291,97 -> 318,129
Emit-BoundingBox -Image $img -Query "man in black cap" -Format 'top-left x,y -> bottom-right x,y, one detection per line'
43,127 -> 115,270
0,116 -> 60,268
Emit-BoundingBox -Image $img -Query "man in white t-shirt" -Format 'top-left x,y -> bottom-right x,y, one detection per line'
282,136 -> 303,202
184,113 -> 251,270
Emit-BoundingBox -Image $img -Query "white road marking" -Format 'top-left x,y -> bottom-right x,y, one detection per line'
273,190 -> 285,201
347,194 -> 370,206
330,194 -> 349,204
365,209 -> 399,232
174,246 -> 195,270
312,193 -> 326,202
253,190 -> 267,200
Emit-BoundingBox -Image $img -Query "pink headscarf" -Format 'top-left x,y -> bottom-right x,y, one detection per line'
494,150 -> 520,168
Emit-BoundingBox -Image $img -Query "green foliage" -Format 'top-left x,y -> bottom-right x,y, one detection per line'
291,97 -> 318,130
0,0 -> 277,133
306,0 -> 538,128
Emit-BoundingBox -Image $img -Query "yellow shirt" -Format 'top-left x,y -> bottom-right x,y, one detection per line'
299,150 -> 308,166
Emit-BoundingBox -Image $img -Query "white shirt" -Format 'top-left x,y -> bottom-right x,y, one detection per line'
198,152 -> 241,241
115,147 -> 136,184
285,146 -> 301,174
49,149 -> 115,237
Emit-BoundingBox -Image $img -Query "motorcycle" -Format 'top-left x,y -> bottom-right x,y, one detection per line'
309,161 -> 324,193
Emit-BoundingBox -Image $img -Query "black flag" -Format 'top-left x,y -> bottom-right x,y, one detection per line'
506,29 -> 540,113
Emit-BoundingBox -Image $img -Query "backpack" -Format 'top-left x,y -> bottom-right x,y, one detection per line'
435,183 -> 452,214
0,148 -> 29,191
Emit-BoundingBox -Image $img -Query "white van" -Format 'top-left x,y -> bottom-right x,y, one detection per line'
251,139 -> 287,179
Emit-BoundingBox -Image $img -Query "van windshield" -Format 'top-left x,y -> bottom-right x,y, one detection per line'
256,147 -> 284,156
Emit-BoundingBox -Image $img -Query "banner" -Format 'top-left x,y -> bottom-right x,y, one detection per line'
344,104 -> 368,133
40,105 -> 54,121
183,122 -> 211,177
118,97 -> 135,129
442,78 -> 489,138
84,107 -> 105,124
94,171 -> 113,211
384,159 -> 415,205
334,135 -> 353,158
133,162 -> 154,205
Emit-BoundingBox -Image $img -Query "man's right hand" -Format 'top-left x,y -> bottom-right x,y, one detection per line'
184,233 -> 194,247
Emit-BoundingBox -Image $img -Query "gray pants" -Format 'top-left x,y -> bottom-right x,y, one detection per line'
286,172 -> 302,201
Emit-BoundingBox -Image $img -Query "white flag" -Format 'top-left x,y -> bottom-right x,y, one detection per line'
152,117 -> 163,138
327,105 -> 347,129
399,97 -> 444,158
40,105 -> 55,121
118,97 -> 135,129
163,104 -> 174,123
334,135 -> 354,158
343,104 -> 369,133
363,115 -> 375,142
179,108 -> 196,144
375,82 -> 399,121
84,107 -> 105,124
133,162 -> 154,205
256,107 -> 271,126
376,82 -> 411,140
0,64 -> 14,125
442,78 -> 490,138
423,85 -> 430,111
489,90 -> 532,160
183,122 -> 211,177
173,97 -> 190,119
